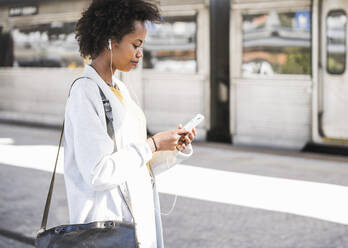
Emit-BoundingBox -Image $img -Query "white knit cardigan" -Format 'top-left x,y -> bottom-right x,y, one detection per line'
63,65 -> 193,248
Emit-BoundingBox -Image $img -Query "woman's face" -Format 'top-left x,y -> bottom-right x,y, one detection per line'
111,21 -> 146,72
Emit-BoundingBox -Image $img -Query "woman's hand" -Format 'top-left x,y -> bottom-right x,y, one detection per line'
175,124 -> 196,151
147,124 -> 196,153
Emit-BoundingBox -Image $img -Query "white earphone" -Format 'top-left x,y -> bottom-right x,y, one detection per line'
108,38 -> 112,50
107,38 -> 116,89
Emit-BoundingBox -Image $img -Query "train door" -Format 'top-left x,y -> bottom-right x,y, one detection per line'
319,0 -> 348,142
230,0 -> 313,150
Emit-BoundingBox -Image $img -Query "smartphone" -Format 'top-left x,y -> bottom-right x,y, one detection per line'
178,114 -> 205,145
183,113 -> 205,131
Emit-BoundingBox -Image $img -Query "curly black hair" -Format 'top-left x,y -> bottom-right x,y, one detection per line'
75,0 -> 161,59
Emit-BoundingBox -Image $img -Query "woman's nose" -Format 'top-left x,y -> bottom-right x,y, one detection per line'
136,48 -> 143,58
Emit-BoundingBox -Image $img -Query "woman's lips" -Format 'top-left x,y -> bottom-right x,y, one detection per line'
131,61 -> 138,66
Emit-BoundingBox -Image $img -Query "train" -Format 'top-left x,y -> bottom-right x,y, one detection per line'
0,0 -> 347,151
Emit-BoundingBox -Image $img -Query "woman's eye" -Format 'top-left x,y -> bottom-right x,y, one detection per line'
133,44 -> 139,49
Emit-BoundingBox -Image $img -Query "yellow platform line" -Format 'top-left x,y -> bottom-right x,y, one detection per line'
322,137 -> 348,144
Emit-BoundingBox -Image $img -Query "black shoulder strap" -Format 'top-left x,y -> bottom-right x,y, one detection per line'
98,87 -> 115,147
39,77 -> 134,233
98,86 -> 135,220
39,77 -> 86,233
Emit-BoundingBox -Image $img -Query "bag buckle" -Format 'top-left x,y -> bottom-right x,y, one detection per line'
54,227 -> 65,234
102,99 -> 112,112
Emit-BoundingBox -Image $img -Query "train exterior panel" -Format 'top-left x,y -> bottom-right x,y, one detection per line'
1,0 -> 348,149
0,0 -> 210,141
230,0 -> 348,149
0,0 -> 88,126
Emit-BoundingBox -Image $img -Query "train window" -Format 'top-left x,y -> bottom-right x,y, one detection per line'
242,10 -> 311,76
143,15 -> 197,73
3,22 -> 84,68
327,10 -> 347,75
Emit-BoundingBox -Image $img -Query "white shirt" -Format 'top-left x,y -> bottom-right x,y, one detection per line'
63,65 -> 193,248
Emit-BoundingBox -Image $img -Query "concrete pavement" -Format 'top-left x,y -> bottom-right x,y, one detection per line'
0,123 -> 348,248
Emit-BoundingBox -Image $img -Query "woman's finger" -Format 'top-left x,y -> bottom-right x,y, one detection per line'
184,136 -> 190,146
187,132 -> 194,141
176,143 -> 183,151
177,128 -> 189,135
183,134 -> 190,144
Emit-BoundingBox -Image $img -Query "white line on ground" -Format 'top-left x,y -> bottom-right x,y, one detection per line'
1,144 -> 348,225
156,165 -> 348,225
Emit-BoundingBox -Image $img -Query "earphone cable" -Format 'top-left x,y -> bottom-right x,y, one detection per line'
160,194 -> 178,216
110,44 -> 116,89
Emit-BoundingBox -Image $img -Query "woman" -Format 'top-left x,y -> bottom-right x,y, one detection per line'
63,0 -> 196,248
